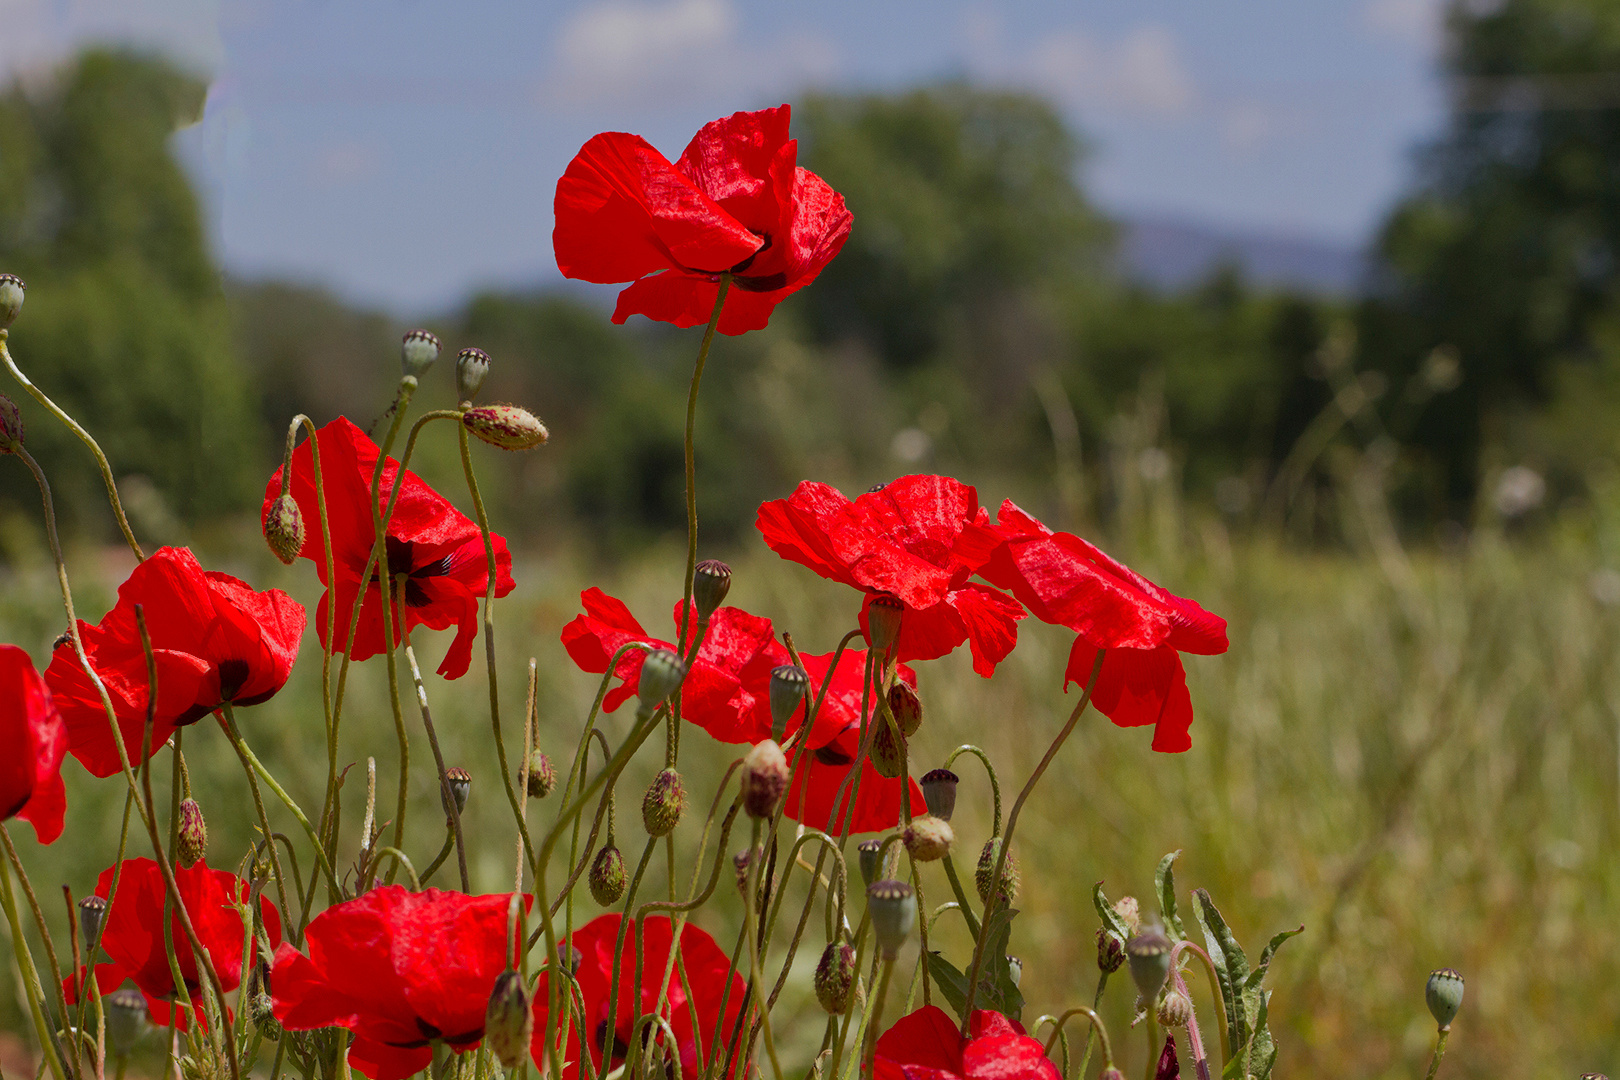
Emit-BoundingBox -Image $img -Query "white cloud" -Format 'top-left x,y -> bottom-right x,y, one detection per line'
969,19 -> 1197,117
558,0 -> 733,82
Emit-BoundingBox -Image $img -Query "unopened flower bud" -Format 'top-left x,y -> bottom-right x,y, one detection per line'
556,944 -> 582,975
1425,968 -> 1464,1030
524,749 -> 556,799
975,838 -> 1019,905
870,718 -> 905,778
866,595 -> 904,652
249,988 -> 282,1041
0,274 -> 23,330
902,815 -> 954,862
1096,927 -> 1125,973
177,798 -> 207,868
641,768 -> 686,837
104,987 -> 147,1055
589,845 -> 626,906
857,839 -> 883,887
456,347 -> 491,402
1099,1069 -> 1126,1080
741,739 -> 789,818
0,394 -> 22,454
868,880 -> 916,959
1157,987 -> 1193,1027
441,767 -> 471,816
768,665 -> 809,739
814,942 -> 856,1013
78,895 -> 108,950
462,404 -> 548,451
401,329 -> 440,377
637,649 -> 686,719
887,681 -> 922,737
693,559 -> 731,621
262,494 -> 304,564
1126,930 -> 1174,1005
1115,895 -> 1142,936
919,768 -> 957,821
484,969 -> 533,1069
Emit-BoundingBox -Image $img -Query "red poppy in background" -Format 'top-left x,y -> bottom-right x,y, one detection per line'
265,417 -> 514,680
756,476 -> 1025,676
65,858 -> 281,1030
0,645 -> 67,844
872,1005 -> 1060,1080
272,887 -> 526,1080
976,502 -> 1228,753
554,104 -> 852,335
532,914 -> 748,1080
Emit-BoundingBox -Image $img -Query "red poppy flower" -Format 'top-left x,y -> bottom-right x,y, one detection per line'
756,476 -> 1025,676
45,547 -> 305,778
975,502 -> 1228,753
531,914 -> 747,1080
265,417 -> 515,680
554,104 -> 852,335
271,886 -> 528,1080
0,645 -> 67,844
65,858 -> 281,1031
872,1005 -> 1060,1080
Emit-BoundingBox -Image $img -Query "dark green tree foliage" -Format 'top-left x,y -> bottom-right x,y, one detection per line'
0,51 -> 258,530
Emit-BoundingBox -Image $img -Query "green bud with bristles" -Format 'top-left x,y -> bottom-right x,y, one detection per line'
814,942 -> 856,1013
524,749 -> 556,798
589,844 -> 626,906
263,494 -> 304,564
975,838 -> 1019,905
462,404 -> 548,451
484,970 -> 532,1069
177,799 -> 207,868
641,768 -> 686,836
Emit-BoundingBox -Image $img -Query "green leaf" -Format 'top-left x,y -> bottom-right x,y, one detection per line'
926,952 -> 970,1021
1094,881 -> 1132,942
1246,926 -> 1304,992
1155,851 -> 1187,941
1192,888 -> 1249,1055
979,908 -> 1025,1021
1250,989 -> 1278,1080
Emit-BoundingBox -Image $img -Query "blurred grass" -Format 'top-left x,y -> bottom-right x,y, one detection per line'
4,481 -> 1620,1080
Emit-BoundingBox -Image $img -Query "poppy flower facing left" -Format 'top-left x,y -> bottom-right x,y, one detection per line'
0,644 -> 67,844
555,104 -> 853,335
872,1005 -> 1060,1080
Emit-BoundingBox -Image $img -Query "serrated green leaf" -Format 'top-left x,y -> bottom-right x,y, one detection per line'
926,951 -> 970,1021
1192,888 -> 1249,1055
1155,851 -> 1187,941
979,908 -> 1025,1019
1094,881 -> 1132,943
1220,1052 -> 1247,1080
1245,926 -> 1304,992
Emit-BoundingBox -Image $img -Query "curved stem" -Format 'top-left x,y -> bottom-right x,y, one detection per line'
216,710 -> 292,943
1041,1006 -> 1115,1068
1170,940 -> 1231,1067
944,744 -> 1003,836
220,705 -> 343,897
368,848 -> 422,891
675,273 -> 731,659
402,636 -> 469,892
0,834 -> 67,1080
1425,1028 -> 1450,1080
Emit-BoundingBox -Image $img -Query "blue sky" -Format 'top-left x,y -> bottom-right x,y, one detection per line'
1,0 -> 1449,313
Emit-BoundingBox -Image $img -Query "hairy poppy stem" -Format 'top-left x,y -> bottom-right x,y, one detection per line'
401,635 -> 469,892
1074,971 -> 1111,1078
1040,1006 -> 1115,1071
675,273 -> 731,663
1424,1028 -> 1450,1080
943,745 -> 1003,836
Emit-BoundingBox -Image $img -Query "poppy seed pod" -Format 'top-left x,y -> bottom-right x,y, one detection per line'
870,717 -> 906,779
1096,927 -> 1125,973
78,894 -> 107,950
857,838 -> 883,887
740,739 -> 789,818
919,768 -> 958,821
524,749 -> 556,798
902,815 -> 954,862
768,664 -> 809,739
400,329 -> 440,377
177,798 -> 207,868
975,838 -> 1019,905
0,393 -> 22,454
1425,968 -> 1464,1030
104,987 -> 148,1055
642,768 -> 686,836
462,404 -> 549,451
887,681 -> 923,737
441,767 -> 471,817
1157,987 -> 1193,1027
814,942 -> 856,1014
866,595 -> 904,652
637,649 -> 686,719
456,347 -> 491,403
867,880 -> 916,959
1126,930 -> 1174,1005
262,493 -> 304,565
692,559 -> 732,621
589,844 -> 627,906
0,274 -> 23,330
484,970 -> 533,1069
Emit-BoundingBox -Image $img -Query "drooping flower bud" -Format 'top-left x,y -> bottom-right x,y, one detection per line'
1096,927 -> 1125,973
693,559 -> 732,621
462,404 -> 549,451
441,767 -> 471,816
919,768 -> 958,821
1099,1069 -> 1126,1080
870,717 -> 905,779
484,969 -> 533,1069
0,394 -> 23,455
105,986 -> 148,1055
246,961 -> 281,1040
589,844 -> 626,906
857,839 -> 883,887
866,595 -> 904,652
814,942 -> 856,1014
641,768 -> 686,836
262,494 -> 304,564
400,329 -> 440,377
1126,929 -> 1174,1005
637,649 -> 686,719
1425,968 -> 1464,1030
867,880 -> 916,959
902,815 -> 954,862
524,749 -> 556,799
556,943 -> 582,975
768,664 -> 809,740
1157,987 -> 1193,1027
177,799 -> 207,868
887,681 -> 922,737
78,895 -> 108,950
456,347 -> 491,403
1115,895 -> 1143,936
741,740 -> 789,818
975,838 -> 1019,905
0,274 -> 24,330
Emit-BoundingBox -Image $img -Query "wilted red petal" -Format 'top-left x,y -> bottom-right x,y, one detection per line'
1065,641 -> 1195,754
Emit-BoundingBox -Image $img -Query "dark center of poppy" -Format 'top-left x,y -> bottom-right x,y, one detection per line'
594,1019 -> 631,1062
377,536 -> 454,608
217,658 -> 250,701
815,743 -> 855,767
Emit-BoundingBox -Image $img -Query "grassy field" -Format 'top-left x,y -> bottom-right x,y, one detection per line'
3,489 -> 1619,1079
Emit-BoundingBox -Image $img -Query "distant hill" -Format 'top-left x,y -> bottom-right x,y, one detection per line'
1117,215 -> 1369,296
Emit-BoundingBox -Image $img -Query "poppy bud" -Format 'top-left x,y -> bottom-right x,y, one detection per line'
0,274 -> 23,330
902,815 -> 954,862
1157,987 -> 1193,1027
871,718 -> 905,779
556,943 -> 582,975
524,749 -> 556,799
78,895 -> 108,950
0,393 -> 22,455
177,798 -> 207,868
1425,968 -> 1464,1030
441,767 -> 471,817
857,838 -> 883,887
456,347 -> 491,403
887,681 -> 923,737
641,768 -> 686,837
1580,1075 -> 1610,1079
637,649 -> 686,719
249,987 -> 282,1041
104,987 -> 148,1055
589,844 -> 626,906
693,559 -> 731,621
262,493 -> 304,565
1096,927 -> 1125,973
814,942 -> 856,1014
919,768 -> 958,821
401,329 -> 440,377
462,404 -> 549,451
866,595 -> 904,652
975,838 -> 1019,905
867,880 -> 916,959
1115,895 -> 1142,936
1126,930 -> 1174,1005
484,969 -> 533,1069
1099,1070 -> 1126,1080
768,664 -> 809,740
740,739 -> 788,818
